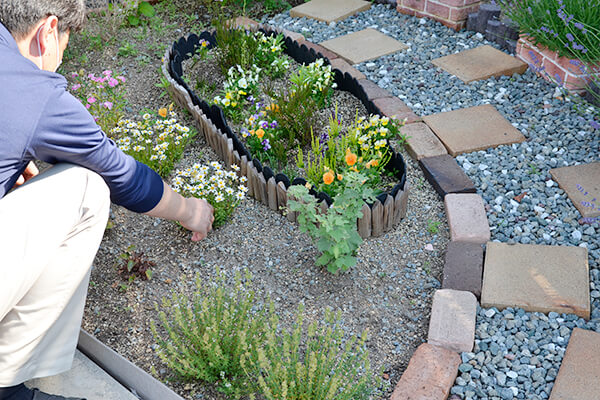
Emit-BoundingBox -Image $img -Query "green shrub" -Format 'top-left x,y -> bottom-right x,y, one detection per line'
241,305 -> 384,400
151,269 -> 268,398
290,58 -> 337,108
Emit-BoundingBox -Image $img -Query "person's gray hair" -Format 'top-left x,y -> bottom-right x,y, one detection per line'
0,0 -> 86,39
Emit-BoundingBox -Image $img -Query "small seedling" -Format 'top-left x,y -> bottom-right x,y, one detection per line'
117,41 -> 138,57
427,220 -> 441,234
125,1 -> 155,27
117,244 -> 155,282
528,162 -> 539,175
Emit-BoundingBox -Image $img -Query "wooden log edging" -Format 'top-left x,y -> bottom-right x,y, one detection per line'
162,29 -> 411,238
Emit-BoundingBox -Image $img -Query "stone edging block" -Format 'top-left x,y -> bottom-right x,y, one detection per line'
427,289 -> 477,353
445,193 -> 490,243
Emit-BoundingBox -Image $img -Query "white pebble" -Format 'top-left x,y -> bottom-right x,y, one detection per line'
495,196 -> 504,205
546,180 -> 554,187
485,309 -> 496,318
571,230 -> 582,241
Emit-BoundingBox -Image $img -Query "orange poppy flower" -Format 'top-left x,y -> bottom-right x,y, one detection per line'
158,108 -> 167,118
337,173 -> 343,181
323,171 -> 334,185
256,128 -> 265,139
345,149 -> 357,166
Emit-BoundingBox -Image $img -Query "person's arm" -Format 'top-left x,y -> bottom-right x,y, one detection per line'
144,181 -> 214,241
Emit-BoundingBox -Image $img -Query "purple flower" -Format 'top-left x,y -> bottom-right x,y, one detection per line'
108,78 -> 119,87
590,120 -> 600,130
247,95 -> 255,104
71,83 -> 81,91
103,101 -> 113,109
527,6 -> 532,14
574,22 -> 584,30
262,139 -> 271,151
566,33 -> 574,42
260,120 -> 269,129
87,96 -> 97,104
270,120 -> 278,129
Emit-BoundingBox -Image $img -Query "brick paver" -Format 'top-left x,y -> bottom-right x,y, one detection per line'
373,97 -> 421,124
549,328 -> 600,400
481,242 -> 590,319
403,122 -> 448,160
290,0 -> 371,23
442,241 -> 484,298
445,193 -> 490,243
320,28 -> 408,65
419,154 -> 477,198
390,343 -> 460,400
432,45 -> 527,83
328,58 -> 366,80
428,289 -> 477,352
423,104 -> 525,156
549,162 -> 600,219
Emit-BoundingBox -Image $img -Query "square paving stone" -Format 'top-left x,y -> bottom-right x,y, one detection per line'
549,328 -> 600,400
550,162 -> 600,219
289,0 -> 371,23
320,28 -> 408,65
26,350 -> 138,400
432,45 -> 528,83
442,241 -> 484,299
481,242 -> 590,319
423,104 -> 526,156
445,193 -> 490,243
428,289 -> 477,353
402,122 -> 448,160
419,154 -> 477,199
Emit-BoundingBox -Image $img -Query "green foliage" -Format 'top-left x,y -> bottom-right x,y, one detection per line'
290,58 -> 337,108
151,269 -> 269,398
426,220 -> 441,234
241,304 -> 384,400
288,172 -> 376,273
111,106 -> 196,177
528,162 -> 540,175
67,69 -> 127,133
125,0 -> 156,27
214,64 -> 262,122
171,161 -> 248,229
117,41 -> 138,57
117,244 -> 154,282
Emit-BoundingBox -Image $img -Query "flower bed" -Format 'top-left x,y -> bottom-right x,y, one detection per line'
162,27 -> 409,239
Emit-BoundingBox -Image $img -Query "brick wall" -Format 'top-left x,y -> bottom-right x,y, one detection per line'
516,36 -> 600,92
396,0 -> 481,31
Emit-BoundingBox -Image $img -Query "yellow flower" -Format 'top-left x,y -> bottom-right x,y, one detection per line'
323,171 -> 334,185
256,128 -> 265,139
225,92 -> 233,100
158,108 -> 167,118
345,149 -> 357,166
381,117 -> 389,126
168,103 -> 174,112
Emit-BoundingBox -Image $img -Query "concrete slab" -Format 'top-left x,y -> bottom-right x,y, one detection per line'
26,350 -> 137,400
432,45 -> 527,83
390,343 -> 460,400
550,162 -> 600,219
481,242 -> 590,319
419,154 -> 477,199
402,122 -> 448,160
290,0 -> 371,23
549,328 -> 600,400
423,104 -> 526,156
428,289 -> 477,352
320,28 -> 408,65
445,193 -> 490,243
442,241 -> 484,299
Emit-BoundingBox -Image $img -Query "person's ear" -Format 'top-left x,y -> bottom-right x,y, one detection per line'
33,16 -> 59,57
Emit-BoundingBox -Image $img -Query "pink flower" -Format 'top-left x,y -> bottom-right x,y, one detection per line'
71,72 -> 79,78
117,76 -> 126,82
98,85 -> 104,89
108,78 -> 118,87
85,104 -> 91,109
71,83 -> 81,91
103,101 -> 113,109
103,70 -> 112,76
87,96 -> 96,104
87,73 -> 95,79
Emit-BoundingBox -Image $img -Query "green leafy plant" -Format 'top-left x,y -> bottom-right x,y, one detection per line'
290,58 -> 337,108
112,105 -> 196,177
288,171 -> 376,273
67,69 -> 127,133
151,269 -> 269,398
117,41 -> 138,57
241,304 -> 384,400
528,162 -> 540,175
171,161 -> 248,228
125,0 -> 156,27
117,244 -> 154,282
214,64 -> 262,122
427,220 -> 441,234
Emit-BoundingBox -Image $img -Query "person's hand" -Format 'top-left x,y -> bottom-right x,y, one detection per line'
178,197 -> 214,241
12,161 -> 39,189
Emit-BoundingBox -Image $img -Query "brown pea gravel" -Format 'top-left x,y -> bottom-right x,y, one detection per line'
60,2 -> 451,399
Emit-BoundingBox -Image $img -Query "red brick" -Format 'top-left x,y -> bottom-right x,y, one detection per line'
441,0 -> 465,7
358,79 -> 392,100
401,0 -> 426,12
437,17 -> 465,30
426,0 -> 451,19
390,343 -> 460,400
450,4 -> 479,21
564,72 -> 588,91
542,59 -> 567,86
463,0 -> 480,4
396,5 -> 417,16
329,58 -> 366,80
302,41 -> 338,61
373,97 -> 420,122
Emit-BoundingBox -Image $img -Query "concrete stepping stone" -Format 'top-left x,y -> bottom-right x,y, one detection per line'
402,122 -> 448,160
320,28 -> 408,65
432,45 -> 527,83
428,289 -> 477,353
26,350 -> 137,400
481,242 -> 590,319
549,328 -> 600,400
390,343 -> 460,400
549,162 -> 600,219
442,241 -> 484,299
423,104 -> 526,156
419,154 -> 477,199
289,0 -> 371,23
445,193 -> 490,243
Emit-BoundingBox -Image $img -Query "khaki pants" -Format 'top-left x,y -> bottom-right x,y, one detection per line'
0,164 -> 110,386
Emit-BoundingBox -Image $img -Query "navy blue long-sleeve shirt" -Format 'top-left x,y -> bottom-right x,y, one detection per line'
0,22 -> 163,212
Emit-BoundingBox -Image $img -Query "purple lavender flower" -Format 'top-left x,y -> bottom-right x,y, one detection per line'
574,22 -> 584,30
566,33 -> 574,42
591,120 -> 600,130
262,139 -> 271,151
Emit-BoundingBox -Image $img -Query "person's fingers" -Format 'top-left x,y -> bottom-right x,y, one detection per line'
15,175 -> 24,186
26,162 -> 39,178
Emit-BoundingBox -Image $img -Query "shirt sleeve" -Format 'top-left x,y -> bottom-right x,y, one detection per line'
29,87 -> 164,213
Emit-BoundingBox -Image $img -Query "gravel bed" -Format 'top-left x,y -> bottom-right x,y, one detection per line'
267,4 -> 599,399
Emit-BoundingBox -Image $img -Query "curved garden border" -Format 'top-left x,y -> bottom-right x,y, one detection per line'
161,26 -> 410,238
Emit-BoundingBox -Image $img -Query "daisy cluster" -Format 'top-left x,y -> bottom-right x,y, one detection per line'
172,162 -> 248,228
111,107 -> 194,177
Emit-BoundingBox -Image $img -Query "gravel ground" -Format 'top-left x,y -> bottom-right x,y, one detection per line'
267,3 -> 599,399
62,3 -> 454,400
